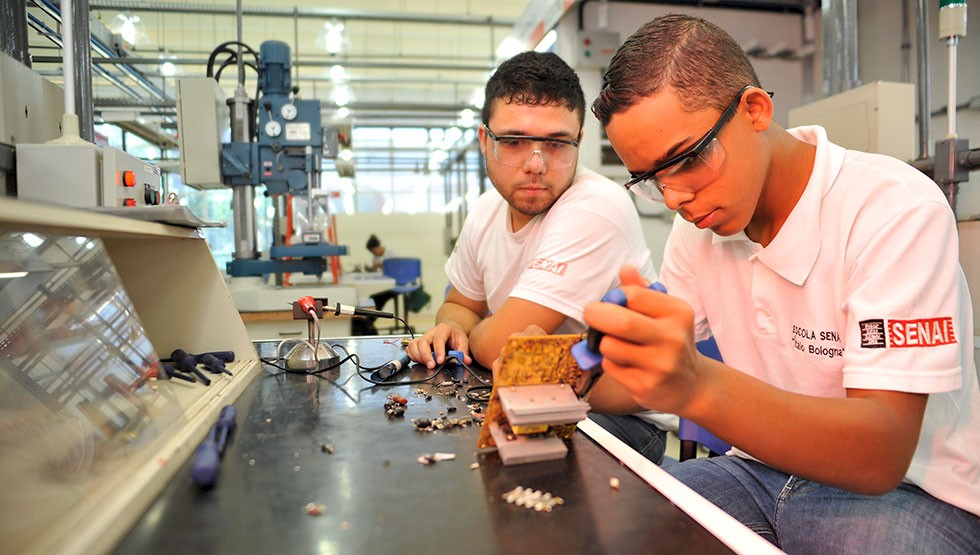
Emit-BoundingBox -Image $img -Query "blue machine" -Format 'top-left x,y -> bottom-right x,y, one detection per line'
221,41 -> 347,278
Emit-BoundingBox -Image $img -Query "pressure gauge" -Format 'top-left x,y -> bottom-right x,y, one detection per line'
264,120 -> 282,138
280,103 -> 298,121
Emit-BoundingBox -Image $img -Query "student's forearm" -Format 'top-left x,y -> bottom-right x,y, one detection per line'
586,376 -> 649,414
435,302 -> 483,336
683,358 -> 926,494
467,315 -> 514,368
466,298 -> 569,368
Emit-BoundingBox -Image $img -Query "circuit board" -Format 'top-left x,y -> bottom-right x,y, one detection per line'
477,334 -> 585,449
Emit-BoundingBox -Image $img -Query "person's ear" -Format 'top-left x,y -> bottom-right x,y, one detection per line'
743,88 -> 773,131
478,125 -> 489,158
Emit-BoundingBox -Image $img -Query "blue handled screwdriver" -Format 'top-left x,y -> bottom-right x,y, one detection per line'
171,349 -> 211,386
200,353 -> 233,376
570,282 -> 667,397
191,405 -> 237,489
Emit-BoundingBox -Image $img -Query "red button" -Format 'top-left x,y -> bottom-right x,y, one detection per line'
124,198 -> 137,206
123,171 -> 136,187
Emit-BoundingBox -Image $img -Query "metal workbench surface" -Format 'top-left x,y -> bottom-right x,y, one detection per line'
114,337 -> 732,555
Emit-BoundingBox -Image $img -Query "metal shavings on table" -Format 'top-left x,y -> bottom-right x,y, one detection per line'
304,502 -> 326,516
417,452 -> 456,465
412,415 -> 478,432
501,486 -> 565,512
383,394 -> 408,417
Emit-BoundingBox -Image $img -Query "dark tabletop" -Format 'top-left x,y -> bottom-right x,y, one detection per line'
114,337 -> 732,555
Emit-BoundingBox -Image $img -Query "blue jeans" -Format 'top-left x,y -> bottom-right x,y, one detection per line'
667,456 -> 980,554
587,413 -> 666,464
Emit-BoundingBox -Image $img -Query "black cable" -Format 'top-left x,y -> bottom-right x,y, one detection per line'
260,357 -> 289,371
205,41 -> 262,140
260,345 -> 355,377
455,359 -> 492,387
353,361 -> 442,386
262,342 -> 490,393
206,41 -> 258,79
214,59 -> 258,84
465,385 -> 492,403
392,315 -> 416,339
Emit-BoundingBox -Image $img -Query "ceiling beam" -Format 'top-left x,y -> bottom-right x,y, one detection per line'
87,1 -> 518,27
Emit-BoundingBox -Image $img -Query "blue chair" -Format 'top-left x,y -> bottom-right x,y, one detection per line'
381,257 -> 422,334
678,336 -> 731,461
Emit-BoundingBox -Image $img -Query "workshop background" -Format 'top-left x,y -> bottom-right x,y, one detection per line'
2,2 -> 980,553
2,0 -> 979,332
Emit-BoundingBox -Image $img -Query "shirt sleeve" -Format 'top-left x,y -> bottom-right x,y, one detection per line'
444,198 -> 489,302
510,202 -> 648,324
842,198 -> 964,393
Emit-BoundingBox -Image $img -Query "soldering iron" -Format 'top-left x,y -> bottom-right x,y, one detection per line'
570,282 -> 667,397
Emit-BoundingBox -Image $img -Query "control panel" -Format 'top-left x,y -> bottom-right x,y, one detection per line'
102,146 -> 163,207
16,143 -> 162,208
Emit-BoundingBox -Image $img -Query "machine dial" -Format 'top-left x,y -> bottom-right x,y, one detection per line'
264,120 -> 282,138
280,103 -> 298,121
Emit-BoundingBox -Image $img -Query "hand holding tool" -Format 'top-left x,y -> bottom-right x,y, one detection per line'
440,350 -> 466,364
570,282 -> 667,397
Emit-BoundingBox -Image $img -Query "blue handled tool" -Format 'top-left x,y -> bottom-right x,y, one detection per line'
192,351 -> 236,363
570,282 -> 667,397
191,405 -> 237,489
190,425 -> 220,489
161,363 -> 196,383
214,405 -> 237,455
171,349 -> 212,386
440,350 -> 466,365
201,353 -> 234,376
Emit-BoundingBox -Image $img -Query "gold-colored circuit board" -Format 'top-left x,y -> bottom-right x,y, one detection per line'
476,334 -> 584,449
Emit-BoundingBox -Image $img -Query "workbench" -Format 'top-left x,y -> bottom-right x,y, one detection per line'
112,337 -> 769,555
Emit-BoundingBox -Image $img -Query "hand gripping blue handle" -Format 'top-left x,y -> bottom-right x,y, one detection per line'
570,282 -> 667,397
428,350 -> 465,366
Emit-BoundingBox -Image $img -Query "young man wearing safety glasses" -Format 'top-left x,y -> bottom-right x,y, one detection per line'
406,50 -> 676,463
588,14 -> 980,552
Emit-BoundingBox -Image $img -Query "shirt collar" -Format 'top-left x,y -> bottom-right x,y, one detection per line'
717,125 -> 846,285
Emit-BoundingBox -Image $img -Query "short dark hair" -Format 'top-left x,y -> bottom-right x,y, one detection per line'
482,51 -> 586,127
592,14 -> 761,125
365,234 -> 380,250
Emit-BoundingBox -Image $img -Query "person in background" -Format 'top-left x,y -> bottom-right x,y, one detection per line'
405,50 -> 675,463
587,14 -> 980,553
365,234 -> 396,271
362,234 -> 401,322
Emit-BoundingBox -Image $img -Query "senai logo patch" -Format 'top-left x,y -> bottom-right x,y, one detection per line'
528,258 -> 568,276
859,317 -> 957,349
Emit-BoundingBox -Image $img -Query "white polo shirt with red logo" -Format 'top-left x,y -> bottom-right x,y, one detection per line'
661,125 -> 980,517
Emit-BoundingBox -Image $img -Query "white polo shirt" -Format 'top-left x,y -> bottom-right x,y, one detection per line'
447,165 -> 656,334
660,125 -> 980,517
